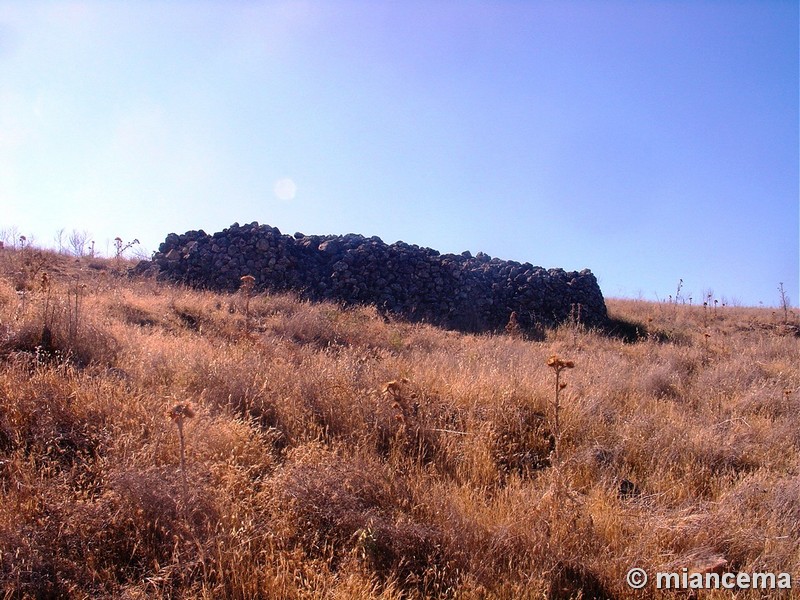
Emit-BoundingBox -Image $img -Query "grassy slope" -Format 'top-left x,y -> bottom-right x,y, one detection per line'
0,247 -> 798,599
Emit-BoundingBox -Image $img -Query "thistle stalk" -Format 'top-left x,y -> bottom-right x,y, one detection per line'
169,403 -> 195,498
240,275 -> 256,332
546,355 -> 575,466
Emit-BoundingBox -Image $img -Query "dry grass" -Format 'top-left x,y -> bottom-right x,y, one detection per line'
0,247 -> 797,598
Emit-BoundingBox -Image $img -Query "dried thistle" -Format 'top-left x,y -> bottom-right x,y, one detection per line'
240,274 -> 255,292
546,354 -> 575,464
505,310 -> 523,339
240,275 -> 256,330
169,403 -> 196,421
547,355 -> 575,371
169,402 -> 195,495
382,380 -> 403,397
113,237 -> 140,266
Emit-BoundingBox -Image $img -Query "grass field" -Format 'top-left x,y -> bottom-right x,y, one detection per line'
0,246 -> 797,599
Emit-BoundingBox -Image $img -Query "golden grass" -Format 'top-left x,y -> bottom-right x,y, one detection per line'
0,247 -> 797,598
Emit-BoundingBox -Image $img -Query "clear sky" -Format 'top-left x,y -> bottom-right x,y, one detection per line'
0,1 -> 797,307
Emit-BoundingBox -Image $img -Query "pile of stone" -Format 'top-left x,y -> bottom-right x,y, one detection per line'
146,222 -> 608,333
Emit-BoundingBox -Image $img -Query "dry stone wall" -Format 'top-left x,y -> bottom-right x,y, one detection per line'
149,222 -> 608,333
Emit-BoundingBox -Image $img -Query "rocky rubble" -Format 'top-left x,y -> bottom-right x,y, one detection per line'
146,222 -> 608,333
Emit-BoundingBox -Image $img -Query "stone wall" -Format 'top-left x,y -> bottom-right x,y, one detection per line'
148,222 -> 608,333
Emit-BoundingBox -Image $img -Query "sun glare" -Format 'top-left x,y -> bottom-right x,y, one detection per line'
274,177 -> 297,201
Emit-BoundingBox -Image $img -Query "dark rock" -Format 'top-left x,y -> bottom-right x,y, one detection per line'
318,239 -> 341,254
619,479 -> 640,500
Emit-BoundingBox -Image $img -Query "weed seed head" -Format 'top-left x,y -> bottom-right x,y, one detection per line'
240,275 -> 256,293
169,403 -> 195,421
547,355 -> 575,371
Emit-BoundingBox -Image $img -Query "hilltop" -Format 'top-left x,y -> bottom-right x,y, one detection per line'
0,245 -> 798,599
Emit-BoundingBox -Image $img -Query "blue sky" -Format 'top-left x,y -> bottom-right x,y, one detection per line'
0,1 -> 797,307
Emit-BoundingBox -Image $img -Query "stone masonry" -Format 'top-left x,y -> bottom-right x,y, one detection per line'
147,222 -> 608,334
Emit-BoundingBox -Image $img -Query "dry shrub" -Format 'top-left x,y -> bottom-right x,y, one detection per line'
264,303 -> 343,348
4,248 -> 51,292
271,445 -> 458,595
369,378 -> 448,466
274,445 -> 406,548
0,519 -> 67,598
0,278 -> 17,309
639,360 -> 684,400
0,317 -> 118,368
18,467 -> 221,595
0,364 -> 109,493
110,466 -> 219,548
415,479 -> 618,598
0,282 -> 119,367
491,402 -> 554,482
708,473 -> 800,571
184,348 -> 277,423
264,300 -> 412,354
183,411 -> 280,493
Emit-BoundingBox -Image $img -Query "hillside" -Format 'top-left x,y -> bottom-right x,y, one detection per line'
0,246 -> 798,599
